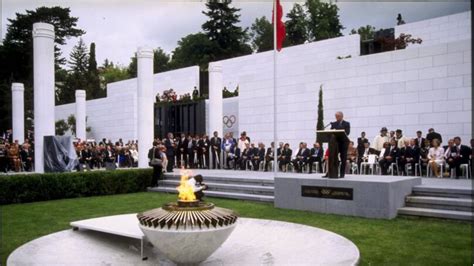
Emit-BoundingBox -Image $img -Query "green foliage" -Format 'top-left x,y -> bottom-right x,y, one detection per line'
249,16 -> 273,52
0,169 -> 153,205
223,86 -> 239,98
67,114 -> 76,135
55,119 -> 69,135
100,61 -> 131,86
305,0 -> 344,41
285,3 -> 308,46
153,48 -> 171,73
170,33 -> 218,70
350,25 -> 376,41
0,6 -> 84,133
201,0 -> 252,61
316,85 -> 324,131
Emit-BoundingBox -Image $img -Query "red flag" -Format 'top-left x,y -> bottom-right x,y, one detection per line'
272,0 -> 286,52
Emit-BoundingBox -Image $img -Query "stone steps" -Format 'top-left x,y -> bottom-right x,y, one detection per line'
399,184 -> 473,221
412,186 -> 472,199
398,207 -> 473,221
164,172 -> 275,186
405,196 -> 473,212
158,180 -> 275,196
149,186 -> 274,203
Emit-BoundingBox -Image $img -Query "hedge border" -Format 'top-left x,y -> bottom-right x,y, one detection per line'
0,169 -> 153,205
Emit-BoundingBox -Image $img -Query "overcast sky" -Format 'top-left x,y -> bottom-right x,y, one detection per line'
1,0 -> 471,68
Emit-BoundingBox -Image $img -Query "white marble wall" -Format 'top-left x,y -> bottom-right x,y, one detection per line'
214,12 -> 471,150
396,11 -> 471,48
54,66 -> 199,142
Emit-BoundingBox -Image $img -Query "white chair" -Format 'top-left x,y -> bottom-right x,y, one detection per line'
427,161 -> 445,178
361,155 -> 377,175
460,163 -> 471,179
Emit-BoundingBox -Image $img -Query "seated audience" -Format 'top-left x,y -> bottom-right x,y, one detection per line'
379,140 -> 399,175
346,141 -> 358,174
308,142 -> 324,173
399,139 -> 419,175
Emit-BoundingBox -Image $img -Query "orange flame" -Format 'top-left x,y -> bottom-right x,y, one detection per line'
177,169 -> 196,201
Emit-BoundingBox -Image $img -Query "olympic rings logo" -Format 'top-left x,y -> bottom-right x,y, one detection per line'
223,115 -> 236,128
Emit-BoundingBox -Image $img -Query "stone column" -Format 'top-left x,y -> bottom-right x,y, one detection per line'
137,47 -> 154,168
208,62 -> 223,138
33,22 -> 55,173
75,90 -> 86,141
11,83 -> 25,144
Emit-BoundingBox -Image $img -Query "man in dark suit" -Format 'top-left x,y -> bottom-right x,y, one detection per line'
450,136 -> 472,178
357,132 -> 368,158
163,133 -> 175,172
148,141 -> 163,186
399,139 -> 420,175
414,131 -> 426,149
325,111 -> 350,178
264,142 -> 275,172
426,128 -> 442,146
238,143 -> 252,170
379,140 -> 400,175
177,133 -> 187,168
292,142 -> 310,173
279,143 -> 292,172
308,142 -> 324,173
252,143 -> 266,171
210,131 -> 222,169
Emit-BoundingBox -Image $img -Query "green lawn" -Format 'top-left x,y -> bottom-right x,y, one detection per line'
1,192 -> 472,265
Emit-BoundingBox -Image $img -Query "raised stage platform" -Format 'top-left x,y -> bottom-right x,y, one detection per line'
152,170 -> 423,219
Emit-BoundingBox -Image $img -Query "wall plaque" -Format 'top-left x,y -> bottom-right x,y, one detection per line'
301,186 -> 353,200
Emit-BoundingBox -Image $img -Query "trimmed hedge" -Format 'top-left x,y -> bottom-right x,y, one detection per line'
0,169 -> 153,205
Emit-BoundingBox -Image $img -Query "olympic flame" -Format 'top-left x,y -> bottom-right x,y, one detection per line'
177,169 -> 196,201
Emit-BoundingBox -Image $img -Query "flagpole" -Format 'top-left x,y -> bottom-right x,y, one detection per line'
273,0 -> 278,176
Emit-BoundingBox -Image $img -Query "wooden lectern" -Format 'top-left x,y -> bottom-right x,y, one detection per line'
316,129 -> 349,178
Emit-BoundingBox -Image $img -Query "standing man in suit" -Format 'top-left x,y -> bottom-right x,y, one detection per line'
325,111 -> 350,178
357,132 -> 368,160
414,131 -> 426,149
426,128 -> 442,146
163,133 -> 176,172
210,131 -> 222,169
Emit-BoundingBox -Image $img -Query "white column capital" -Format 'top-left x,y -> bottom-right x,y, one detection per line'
137,47 -> 153,59
12,83 -> 25,92
209,63 -> 222,73
33,22 -> 55,39
75,90 -> 86,98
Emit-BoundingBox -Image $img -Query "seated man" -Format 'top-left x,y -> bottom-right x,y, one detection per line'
188,174 -> 208,201
399,139 -> 419,175
379,140 -> 399,175
308,142 -> 324,173
451,137 -> 472,178
279,143 -> 292,172
252,143 -> 265,171
291,142 -> 308,173
238,143 -> 252,170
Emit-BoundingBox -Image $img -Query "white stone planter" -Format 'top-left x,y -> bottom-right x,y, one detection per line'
139,222 -> 236,264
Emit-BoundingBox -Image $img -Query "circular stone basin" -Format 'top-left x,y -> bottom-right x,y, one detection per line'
7,217 -> 359,265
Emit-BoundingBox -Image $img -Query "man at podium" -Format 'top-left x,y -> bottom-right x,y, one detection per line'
327,111 -> 350,178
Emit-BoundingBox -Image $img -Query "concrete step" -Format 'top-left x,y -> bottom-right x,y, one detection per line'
148,186 -> 275,203
405,196 -> 473,212
164,172 -> 274,186
398,207 -> 473,221
412,186 -> 472,199
158,180 -> 274,196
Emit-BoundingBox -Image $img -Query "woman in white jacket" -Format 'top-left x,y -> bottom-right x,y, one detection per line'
427,138 -> 444,178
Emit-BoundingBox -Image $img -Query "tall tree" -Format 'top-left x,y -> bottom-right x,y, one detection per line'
316,85 -> 324,131
169,33 -> 217,70
57,39 -> 89,104
0,6 -> 84,133
202,0 -> 252,60
153,48 -> 170,73
249,16 -> 273,53
285,3 -> 309,46
100,61 -> 130,86
87,42 -> 103,99
305,0 -> 344,41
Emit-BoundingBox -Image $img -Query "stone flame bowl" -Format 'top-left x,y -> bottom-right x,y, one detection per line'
137,201 -> 238,264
